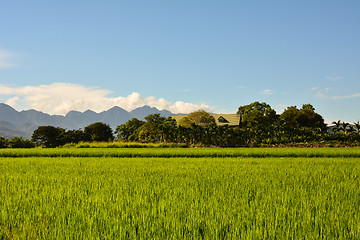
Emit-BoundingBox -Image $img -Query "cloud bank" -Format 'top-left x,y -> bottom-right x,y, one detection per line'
0,83 -> 214,115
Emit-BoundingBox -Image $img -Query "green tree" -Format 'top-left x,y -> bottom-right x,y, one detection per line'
297,104 -> 326,130
0,137 -> 8,148
159,117 -> 178,143
178,110 -> 216,128
353,121 -> 360,133
8,137 -> 34,148
341,121 -> 352,133
237,101 -> 278,130
84,122 -> 114,142
115,118 -> 145,141
332,120 -> 343,133
64,129 -> 86,144
280,106 -> 299,130
138,114 -> 166,142
281,104 -> 327,131
32,126 -> 66,148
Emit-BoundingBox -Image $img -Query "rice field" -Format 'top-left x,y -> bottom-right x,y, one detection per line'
1,147 -> 360,158
1,148 -> 360,239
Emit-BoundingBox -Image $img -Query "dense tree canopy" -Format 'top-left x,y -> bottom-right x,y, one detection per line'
84,122 -> 114,142
280,104 -> 327,131
0,136 -> 35,148
179,110 -> 216,128
138,114 -> 167,142
32,126 -> 66,148
115,118 -> 145,141
237,101 -> 278,130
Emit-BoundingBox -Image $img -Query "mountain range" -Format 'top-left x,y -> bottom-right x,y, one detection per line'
0,103 -> 172,139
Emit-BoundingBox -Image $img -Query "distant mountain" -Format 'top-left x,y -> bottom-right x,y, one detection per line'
0,121 -> 35,139
0,103 -> 173,139
130,106 -> 172,121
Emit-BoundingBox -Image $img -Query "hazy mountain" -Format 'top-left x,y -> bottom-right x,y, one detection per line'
0,103 -> 173,139
99,106 -> 132,128
130,106 -> 172,121
0,103 -> 25,124
0,121 -> 37,139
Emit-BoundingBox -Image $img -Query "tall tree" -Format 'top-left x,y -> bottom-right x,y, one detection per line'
281,104 -> 327,131
353,121 -> 360,133
297,104 -> 326,130
237,101 -> 278,130
178,110 -> 216,128
0,137 -> 8,148
332,120 -> 343,133
138,114 -> 166,142
84,122 -> 114,142
159,117 -> 178,143
115,118 -> 145,141
64,129 -> 86,144
32,126 -> 66,148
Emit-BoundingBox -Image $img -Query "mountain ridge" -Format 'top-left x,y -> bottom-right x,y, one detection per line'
0,103 -> 173,139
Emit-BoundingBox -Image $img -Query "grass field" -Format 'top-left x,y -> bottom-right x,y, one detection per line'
1,148 -> 360,239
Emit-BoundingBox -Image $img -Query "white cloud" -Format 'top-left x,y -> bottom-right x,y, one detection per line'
262,89 -> 274,95
330,93 -> 360,100
0,50 -> 14,68
180,89 -> 192,92
325,74 -> 344,82
314,89 -> 360,100
0,83 -> 214,115
5,96 -> 19,107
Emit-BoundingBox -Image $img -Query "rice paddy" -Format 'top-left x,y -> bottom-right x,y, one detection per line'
1,148 -> 359,239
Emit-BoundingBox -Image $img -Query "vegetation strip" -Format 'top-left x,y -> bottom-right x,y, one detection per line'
1,147 -> 360,158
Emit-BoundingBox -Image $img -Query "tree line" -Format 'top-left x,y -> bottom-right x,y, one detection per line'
1,101 -> 359,148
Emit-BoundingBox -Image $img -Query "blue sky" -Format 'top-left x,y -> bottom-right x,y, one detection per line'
0,1 -> 359,123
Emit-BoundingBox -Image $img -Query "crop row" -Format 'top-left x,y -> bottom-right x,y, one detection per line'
1,147 -> 360,158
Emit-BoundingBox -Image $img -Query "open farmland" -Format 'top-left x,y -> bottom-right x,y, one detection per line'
1,148 -> 360,239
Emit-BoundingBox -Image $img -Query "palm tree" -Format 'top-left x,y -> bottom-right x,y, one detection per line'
354,121 -> 360,133
341,121 -> 350,133
332,120 -> 342,133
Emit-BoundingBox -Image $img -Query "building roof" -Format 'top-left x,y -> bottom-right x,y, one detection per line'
170,114 -> 240,127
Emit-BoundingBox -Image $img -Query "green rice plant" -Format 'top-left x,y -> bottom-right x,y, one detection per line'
63,141 -> 189,148
0,157 -> 360,239
1,147 -> 360,158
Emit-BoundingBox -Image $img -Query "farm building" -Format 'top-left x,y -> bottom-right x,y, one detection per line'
170,114 -> 240,127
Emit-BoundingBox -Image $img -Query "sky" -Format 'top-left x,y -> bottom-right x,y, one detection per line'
0,1 -> 360,123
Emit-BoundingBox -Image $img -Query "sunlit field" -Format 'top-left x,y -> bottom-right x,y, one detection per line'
1,148 -> 360,239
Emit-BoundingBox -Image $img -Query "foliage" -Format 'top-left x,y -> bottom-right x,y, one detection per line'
115,118 -> 145,141
32,126 -> 66,148
178,110 -> 216,128
237,101 -> 278,129
138,114 -> 167,142
7,136 -> 34,148
84,122 -> 114,142
0,137 -> 8,148
0,136 -> 35,148
63,129 -> 87,144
